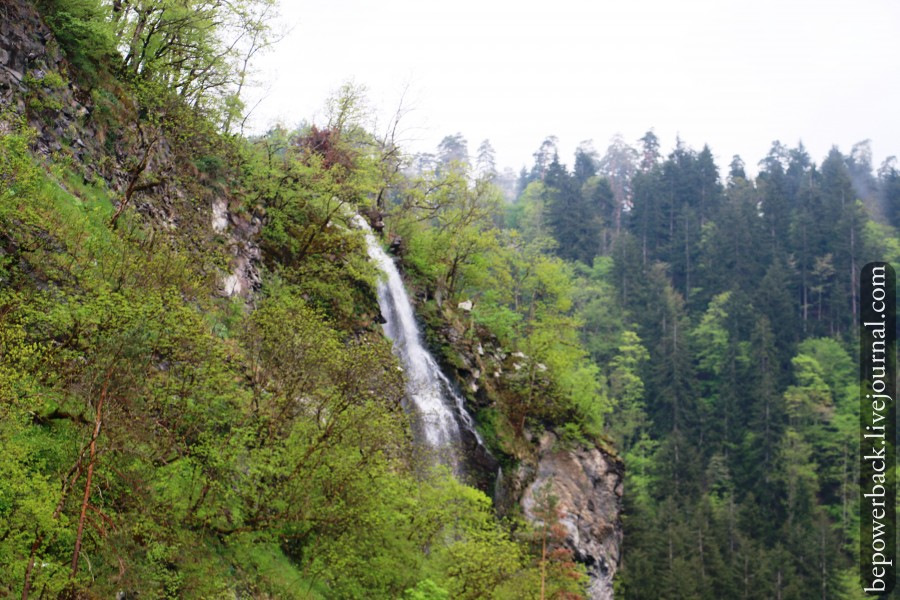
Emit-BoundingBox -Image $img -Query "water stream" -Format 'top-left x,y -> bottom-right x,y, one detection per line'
354,216 -> 484,474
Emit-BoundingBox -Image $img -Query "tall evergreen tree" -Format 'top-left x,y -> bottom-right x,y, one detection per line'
878,157 -> 900,228
475,139 -> 497,180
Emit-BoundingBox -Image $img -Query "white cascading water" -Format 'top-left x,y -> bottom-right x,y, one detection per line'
354,216 -> 482,473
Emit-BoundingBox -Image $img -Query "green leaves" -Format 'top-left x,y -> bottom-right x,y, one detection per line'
37,0 -> 117,82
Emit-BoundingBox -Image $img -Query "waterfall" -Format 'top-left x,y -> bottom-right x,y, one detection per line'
354,216 -> 484,475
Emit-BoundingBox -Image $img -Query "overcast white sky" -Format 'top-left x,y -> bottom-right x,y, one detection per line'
244,0 -> 900,176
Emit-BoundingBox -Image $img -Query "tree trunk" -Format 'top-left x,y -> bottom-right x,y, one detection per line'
71,376 -> 110,577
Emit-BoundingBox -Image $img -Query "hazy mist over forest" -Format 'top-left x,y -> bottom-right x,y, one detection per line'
246,0 -> 900,176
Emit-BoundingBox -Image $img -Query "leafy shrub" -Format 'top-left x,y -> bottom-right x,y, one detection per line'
36,0 -> 117,83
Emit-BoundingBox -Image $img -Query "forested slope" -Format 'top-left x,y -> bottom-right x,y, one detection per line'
499,134 -> 899,598
0,1 -> 601,597
2,0 -> 899,599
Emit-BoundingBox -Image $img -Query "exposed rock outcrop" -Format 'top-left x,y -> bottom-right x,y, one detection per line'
0,2 -> 261,299
520,432 -> 623,600
423,302 -> 624,597
0,0 -> 102,165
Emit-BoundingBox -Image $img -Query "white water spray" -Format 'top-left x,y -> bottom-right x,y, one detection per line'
354,216 -> 482,473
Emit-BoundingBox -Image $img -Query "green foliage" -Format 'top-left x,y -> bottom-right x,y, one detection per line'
108,0 -> 278,123
396,169 -> 503,300
591,137 -> 889,598
390,144 -> 616,463
10,15 -> 895,593
247,127 -> 381,327
604,330 -> 649,451
0,19 -> 602,598
0,117 -> 40,204
404,579 -> 451,600
501,132 -> 893,597
36,0 -> 117,82
0,116 -> 559,599
572,256 -> 625,365
23,70 -> 66,120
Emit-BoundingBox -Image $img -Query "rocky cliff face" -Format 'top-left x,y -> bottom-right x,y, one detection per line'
422,304 -> 624,598
520,432 -> 623,600
0,0 -> 100,162
0,1 -> 261,299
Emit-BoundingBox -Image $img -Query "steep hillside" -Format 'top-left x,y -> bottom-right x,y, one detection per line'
0,1 -> 620,598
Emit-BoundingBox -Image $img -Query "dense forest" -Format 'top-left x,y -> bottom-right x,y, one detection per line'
1,0 -> 899,598
503,132 -> 899,598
